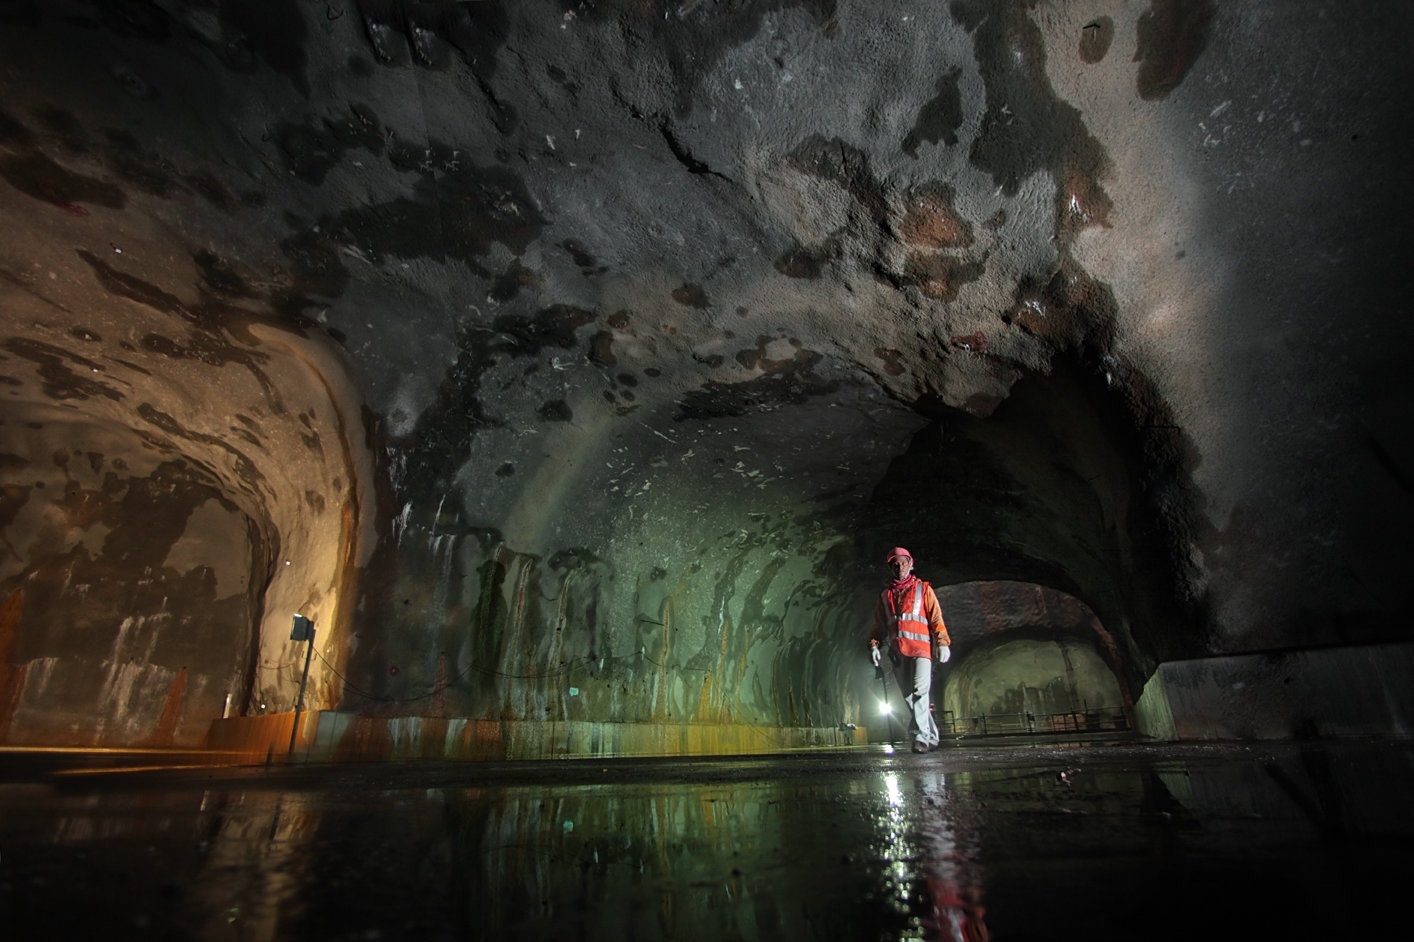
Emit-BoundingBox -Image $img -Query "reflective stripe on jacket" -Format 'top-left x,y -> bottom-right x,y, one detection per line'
889,582 -> 934,659
870,579 -> 950,658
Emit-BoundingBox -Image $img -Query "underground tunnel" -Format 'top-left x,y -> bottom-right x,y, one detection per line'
0,0 -> 1410,757
2,3 -> 1413,938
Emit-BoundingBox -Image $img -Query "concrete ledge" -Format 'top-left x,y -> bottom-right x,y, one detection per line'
207,712 -> 868,763
1135,642 -> 1414,741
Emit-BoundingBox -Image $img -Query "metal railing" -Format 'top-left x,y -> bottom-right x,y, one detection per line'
937,708 -> 1131,738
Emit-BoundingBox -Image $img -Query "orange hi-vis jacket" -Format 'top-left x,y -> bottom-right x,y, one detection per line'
871,579 -> 950,659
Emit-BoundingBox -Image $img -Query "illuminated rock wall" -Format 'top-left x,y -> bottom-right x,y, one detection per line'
0,2 -> 1409,749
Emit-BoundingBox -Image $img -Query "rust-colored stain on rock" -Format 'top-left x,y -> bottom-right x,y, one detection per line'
899,183 -> 974,249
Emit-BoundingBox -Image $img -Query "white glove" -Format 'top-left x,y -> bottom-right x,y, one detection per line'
936,645 -> 951,663
870,646 -> 882,667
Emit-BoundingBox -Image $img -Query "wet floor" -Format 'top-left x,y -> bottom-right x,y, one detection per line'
1,736 -> 1411,941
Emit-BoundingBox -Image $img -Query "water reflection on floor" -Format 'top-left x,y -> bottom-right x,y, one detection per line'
1,738 -> 1411,940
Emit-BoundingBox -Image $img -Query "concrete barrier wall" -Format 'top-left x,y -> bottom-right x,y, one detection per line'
207,712 -> 867,764
204,712 -> 303,762
1134,643 -> 1414,742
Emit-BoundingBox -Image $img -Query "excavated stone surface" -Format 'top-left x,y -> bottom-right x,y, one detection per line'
0,1 -> 1410,745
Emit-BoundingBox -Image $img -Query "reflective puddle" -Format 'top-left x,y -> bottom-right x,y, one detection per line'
1,739 -> 1410,940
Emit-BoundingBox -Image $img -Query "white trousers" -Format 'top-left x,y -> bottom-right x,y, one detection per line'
895,655 -> 938,747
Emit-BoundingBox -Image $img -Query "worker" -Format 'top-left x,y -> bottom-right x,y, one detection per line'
869,546 -> 951,753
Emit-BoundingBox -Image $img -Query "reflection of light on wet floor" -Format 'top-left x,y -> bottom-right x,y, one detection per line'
5,742 -> 1409,939
879,771 -> 923,932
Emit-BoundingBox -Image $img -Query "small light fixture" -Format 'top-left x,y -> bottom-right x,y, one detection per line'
291,614 -> 314,641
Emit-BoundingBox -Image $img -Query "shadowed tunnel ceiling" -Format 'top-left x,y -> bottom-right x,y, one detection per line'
0,0 -> 1411,748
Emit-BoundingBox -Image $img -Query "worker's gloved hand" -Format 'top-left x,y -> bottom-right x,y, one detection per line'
870,646 -> 882,668
936,645 -> 951,664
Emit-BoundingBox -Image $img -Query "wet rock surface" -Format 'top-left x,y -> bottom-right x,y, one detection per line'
0,2 -> 1411,748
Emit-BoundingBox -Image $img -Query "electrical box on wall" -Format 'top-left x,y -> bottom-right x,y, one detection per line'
291,614 -> 314,641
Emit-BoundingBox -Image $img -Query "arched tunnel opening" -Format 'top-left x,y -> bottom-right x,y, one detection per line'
937,611 -> 1131,740
0,268 -> 373,747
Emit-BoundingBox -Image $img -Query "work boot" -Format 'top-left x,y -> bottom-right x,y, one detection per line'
912,740 -> 929,753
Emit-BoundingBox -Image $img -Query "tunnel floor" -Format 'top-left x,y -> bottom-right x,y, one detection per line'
1,737 -> 1410,941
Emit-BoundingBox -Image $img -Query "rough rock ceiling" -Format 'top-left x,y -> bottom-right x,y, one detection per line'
0,0 -> 1411,743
